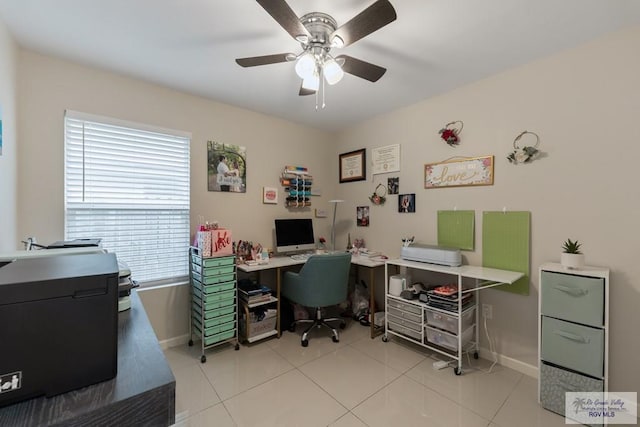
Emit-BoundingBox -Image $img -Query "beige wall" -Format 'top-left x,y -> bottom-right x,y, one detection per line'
0,18 -> 17,251
333,26 -> 640,392
10,23 -> 640,393
15,49 -> 335,350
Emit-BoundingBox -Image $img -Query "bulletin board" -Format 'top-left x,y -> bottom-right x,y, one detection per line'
482,211 -> 530,295
437,210 -> 475,250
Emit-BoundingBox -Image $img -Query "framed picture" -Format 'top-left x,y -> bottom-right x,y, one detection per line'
208,141 -> 247,193
357,206 -> 370,227
398,193 -> 415,213
262,186 -> 278,204
387,177 -> 399,195
425,155 -> 494,189
339,149 -> 366,183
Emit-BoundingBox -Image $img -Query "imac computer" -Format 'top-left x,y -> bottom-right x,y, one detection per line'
274,218 -> 315,254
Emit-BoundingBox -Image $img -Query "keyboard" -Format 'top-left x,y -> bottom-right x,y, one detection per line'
289,253 -> 311,261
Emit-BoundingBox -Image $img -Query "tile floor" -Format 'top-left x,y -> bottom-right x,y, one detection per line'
166,322 -> 567,427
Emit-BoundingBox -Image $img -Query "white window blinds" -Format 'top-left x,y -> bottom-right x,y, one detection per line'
64,111 -> 191,285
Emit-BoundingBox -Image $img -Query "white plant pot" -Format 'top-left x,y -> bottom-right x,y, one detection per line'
561,253 -> 585,269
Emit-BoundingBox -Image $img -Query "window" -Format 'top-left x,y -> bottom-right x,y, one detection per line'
64,111 -> 190,285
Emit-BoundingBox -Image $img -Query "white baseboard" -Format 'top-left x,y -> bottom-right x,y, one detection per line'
158,334 -> 190,350
478,346 -> 538,379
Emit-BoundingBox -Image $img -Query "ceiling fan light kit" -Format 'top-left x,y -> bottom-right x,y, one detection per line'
236,0 -> 397,109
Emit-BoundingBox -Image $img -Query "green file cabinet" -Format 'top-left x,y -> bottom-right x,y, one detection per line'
538,263 -> 609,425
189,247 -> 240,363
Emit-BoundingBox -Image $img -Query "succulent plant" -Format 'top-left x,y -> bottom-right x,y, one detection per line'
562,238 -> 582,254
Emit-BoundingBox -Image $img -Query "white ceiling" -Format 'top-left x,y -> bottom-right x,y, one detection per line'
1,0 -> 639,131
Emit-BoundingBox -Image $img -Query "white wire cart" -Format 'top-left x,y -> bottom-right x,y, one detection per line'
382,259 -> 523,375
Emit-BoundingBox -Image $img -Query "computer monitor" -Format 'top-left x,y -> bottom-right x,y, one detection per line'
274,218 -> 315,254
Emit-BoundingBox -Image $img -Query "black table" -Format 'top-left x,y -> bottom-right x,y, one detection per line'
0,291 -> 176,426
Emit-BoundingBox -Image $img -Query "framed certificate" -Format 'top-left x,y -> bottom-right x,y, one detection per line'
339,149 -> 366,183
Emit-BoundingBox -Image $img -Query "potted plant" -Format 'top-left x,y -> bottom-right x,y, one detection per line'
561,238 -> 584,269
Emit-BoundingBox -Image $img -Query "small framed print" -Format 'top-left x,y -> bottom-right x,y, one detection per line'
398,193 -> 415,213
388,177 -> 399,194
339,149 -> 366,183
357,206 -> 370,227
262,186 -> 278,204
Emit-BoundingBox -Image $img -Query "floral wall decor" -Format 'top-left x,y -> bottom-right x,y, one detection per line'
369,183 -> 387,205
438,120 -> 463,147
507,130 -> 541,164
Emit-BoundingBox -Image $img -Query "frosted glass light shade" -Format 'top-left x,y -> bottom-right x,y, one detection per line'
301,73 -> 320,91
323,58 -> 344,85
295,53 -> 316,79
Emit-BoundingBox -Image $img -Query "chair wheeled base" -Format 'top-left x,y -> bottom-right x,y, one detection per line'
289,307 -> 346,347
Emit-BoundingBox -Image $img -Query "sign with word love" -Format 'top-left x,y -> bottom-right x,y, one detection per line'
425,156 -> 494,189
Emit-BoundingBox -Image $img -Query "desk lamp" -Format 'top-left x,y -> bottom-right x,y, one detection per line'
329,199 -> 344,251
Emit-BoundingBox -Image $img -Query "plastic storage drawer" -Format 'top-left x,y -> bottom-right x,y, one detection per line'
425,306 -> 475,335
541,271 -> 604,327
194,312 -> 235,329
387,313 -> 422,332
425,324 -> 474,352
387,306 -> 421,324
193,280 -> 236,297
193,295 -> 236,314
198,328 -> 236,346
387,321 -> 422,342
387,297 -> 422,316
192,271 -> 235,285
201,256 -> 235,268
202,265 -> 235,277
542,316 -> 604,378
194,319 -> 235,337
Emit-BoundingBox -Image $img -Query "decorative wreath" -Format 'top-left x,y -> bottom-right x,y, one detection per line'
369,183 -> 387,205
508,130 -> 540,164
438,120 -> 464,146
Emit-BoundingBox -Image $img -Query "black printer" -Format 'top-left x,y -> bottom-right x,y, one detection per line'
0,253 -> 119,407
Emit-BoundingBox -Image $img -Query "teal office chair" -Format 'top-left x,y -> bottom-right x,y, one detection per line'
281,252 -> 352,347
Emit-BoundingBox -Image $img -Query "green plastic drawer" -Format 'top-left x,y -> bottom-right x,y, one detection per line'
192,304 -> 235,322
194,312 -> 235,329
193,279 -> 235,296
193,318 -> 235,337
542,316 -> 604,378
202,256 -> 235,268
541,271 -> 604,327
202,265 -> 235,277
192,296 -> 236,317
196,327 -> 235,346
192,271 -> 235,285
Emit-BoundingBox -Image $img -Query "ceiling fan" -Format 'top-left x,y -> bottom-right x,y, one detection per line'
236,0 -> 397,104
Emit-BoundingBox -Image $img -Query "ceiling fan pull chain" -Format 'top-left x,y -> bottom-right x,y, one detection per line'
321,67 -> 326,109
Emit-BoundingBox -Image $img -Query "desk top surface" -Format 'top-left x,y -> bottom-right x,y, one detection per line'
237,253 -> 386,272
386,258 -> 524,284
0,291 -> 175,426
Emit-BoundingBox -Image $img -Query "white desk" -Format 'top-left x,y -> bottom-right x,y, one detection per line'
237,254 -> 386,338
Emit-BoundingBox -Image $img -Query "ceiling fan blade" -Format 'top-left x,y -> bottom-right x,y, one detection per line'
336,55 -> 387,82
256,0 -> 311,41
299,84 -> 316,96
236,53 -> 294,67
330,0 -> 397,48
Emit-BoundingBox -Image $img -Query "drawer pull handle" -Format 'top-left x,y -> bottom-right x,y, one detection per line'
554,284 -> 588,297
556,380 -> 578,392
553,329 -> 590,344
